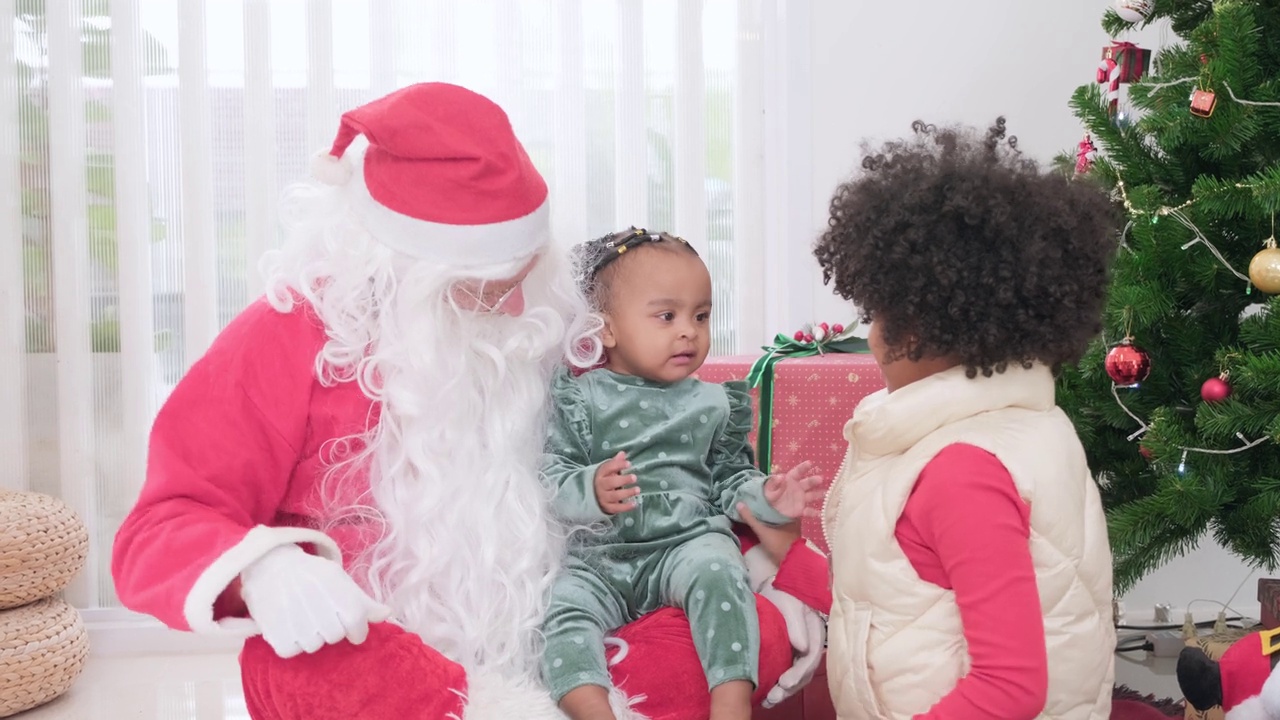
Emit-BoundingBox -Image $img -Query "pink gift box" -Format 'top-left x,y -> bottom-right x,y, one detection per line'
695,353 -> 885,553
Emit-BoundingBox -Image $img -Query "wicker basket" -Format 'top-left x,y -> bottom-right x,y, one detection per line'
0,596 -> 89,717
0,491 -> 89,610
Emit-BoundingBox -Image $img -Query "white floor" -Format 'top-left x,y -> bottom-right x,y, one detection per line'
18,653 -> 246,720
13,649 -> 1184,719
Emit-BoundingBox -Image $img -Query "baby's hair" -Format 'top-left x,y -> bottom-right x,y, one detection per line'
813,116 -> 1120,377
574,227 -> 699,310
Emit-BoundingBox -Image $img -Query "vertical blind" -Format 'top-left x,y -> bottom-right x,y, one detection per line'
3,0 -> 771,609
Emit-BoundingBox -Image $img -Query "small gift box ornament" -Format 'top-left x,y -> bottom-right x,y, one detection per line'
1097,41 -> 1151,116
1102,41 -> 1151,83
1190,89 -> 1218,118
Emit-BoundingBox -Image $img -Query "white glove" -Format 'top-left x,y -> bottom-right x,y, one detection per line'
758,578 -> 826,709
239,544 -> 393,659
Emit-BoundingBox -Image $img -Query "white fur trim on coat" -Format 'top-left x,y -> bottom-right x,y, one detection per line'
1261,663 -> 1280,718
1226,696 -> 1273,720
458,672 -> 649,720
1229,663 -> 1280,719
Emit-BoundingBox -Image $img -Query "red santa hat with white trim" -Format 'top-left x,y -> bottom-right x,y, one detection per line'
310,82 -> 549,267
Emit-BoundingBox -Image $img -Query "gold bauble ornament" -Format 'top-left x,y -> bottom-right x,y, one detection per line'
1250,247 -> 1280,294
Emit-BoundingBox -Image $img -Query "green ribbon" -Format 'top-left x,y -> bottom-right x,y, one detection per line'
745,333 -> 870,473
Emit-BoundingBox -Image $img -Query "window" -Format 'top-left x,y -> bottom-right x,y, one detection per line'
4,0 -> 779,609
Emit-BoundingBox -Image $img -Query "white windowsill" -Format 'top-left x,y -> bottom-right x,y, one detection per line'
82,607 -> 243,657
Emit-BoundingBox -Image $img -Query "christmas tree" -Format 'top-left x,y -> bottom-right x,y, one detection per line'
1057,0 -> 1280,594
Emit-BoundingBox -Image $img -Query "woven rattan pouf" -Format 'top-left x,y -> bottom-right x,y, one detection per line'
0,490 -> 91,716
0,596 -> 89,717
0,490 -> 89,610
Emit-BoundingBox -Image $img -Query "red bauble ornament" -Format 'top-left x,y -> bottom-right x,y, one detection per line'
1105,341 -> 1151,386
833,324 -> 845,335
1200,377 -> 1231,403
793,330 -> 805,342
803,333 -> 815,343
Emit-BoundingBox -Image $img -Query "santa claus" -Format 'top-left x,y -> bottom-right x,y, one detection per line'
112,82 -> 829,720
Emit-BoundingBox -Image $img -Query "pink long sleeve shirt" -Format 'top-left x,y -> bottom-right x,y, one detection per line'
895,443 -> 1049,720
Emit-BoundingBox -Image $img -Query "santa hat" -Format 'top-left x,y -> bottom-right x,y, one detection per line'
311,82 -> 550,267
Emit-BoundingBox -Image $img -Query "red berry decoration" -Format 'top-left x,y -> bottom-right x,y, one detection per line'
1105,340 -> 1151,387
1139,445 -> 1153,460
833,324 -> 845,335
1200,376 -> 1231,403
819,322 -> 830,333
803,333 -> 815,343
793,330 -> 805,342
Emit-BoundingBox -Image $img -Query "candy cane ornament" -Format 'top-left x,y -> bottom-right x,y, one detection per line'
1097,57 -> 1121,114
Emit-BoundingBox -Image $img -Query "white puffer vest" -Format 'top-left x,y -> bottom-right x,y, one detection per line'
822,363 -> 1114,719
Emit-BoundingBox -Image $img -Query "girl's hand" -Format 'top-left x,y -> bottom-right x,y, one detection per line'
763,461 -> 824,520
594,451 -> 639,514
737,503 -> 802,566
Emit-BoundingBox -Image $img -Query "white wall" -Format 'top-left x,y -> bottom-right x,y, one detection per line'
797,0 -> 1266,621
806,0 -> 1170,321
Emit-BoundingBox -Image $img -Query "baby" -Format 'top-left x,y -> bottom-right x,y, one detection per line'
540,228 -> 823,720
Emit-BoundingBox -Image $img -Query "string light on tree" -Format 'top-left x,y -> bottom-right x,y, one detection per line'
1136,75 -> 1280,120
1112,174 -> 1255,290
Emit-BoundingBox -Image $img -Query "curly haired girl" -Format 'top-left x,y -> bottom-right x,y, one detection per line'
817,118 -> 1121,719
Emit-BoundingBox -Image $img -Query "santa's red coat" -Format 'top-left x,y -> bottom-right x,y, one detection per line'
113,298 -> 831,720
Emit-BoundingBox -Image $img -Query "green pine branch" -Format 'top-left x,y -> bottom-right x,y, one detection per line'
1239,306 -> 1280,353
1196,398 -> 1277,440
1070,85 -> 1167,189
1195,165 -> 1280,216
1102,9 -> 1141,38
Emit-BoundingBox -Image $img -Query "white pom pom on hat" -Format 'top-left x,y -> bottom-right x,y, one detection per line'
310,150 -> 354,186
311,82 -> 551,266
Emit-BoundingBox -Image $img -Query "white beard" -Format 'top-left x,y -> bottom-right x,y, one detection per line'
264,186 -> 600,681
330,299 -> 570,680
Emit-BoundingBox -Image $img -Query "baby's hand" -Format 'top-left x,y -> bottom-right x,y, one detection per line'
763,461 -> 824,520
594,451 -> 639,514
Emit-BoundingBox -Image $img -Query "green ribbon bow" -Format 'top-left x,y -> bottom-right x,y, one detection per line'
745,332 -> 870,474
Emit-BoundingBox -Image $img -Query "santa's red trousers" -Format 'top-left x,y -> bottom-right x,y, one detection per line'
240,594 -> 792,720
